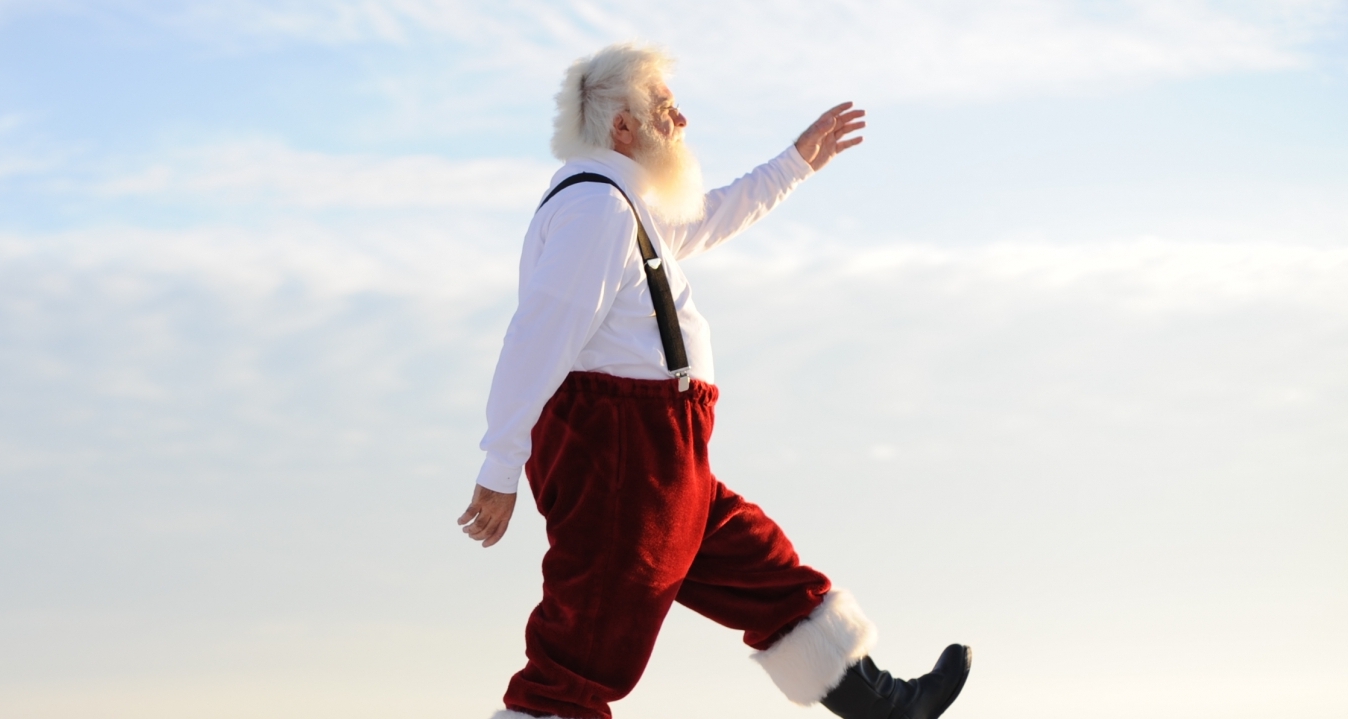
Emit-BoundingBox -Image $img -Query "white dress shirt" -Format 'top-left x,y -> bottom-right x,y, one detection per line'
475,145 -> 815,493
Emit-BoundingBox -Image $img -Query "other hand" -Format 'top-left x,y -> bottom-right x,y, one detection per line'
457,484 -> 517,548
795,101 -> 867,171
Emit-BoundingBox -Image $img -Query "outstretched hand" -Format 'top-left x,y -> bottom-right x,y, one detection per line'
458,484 -> 517,548
795,101 -> 867,171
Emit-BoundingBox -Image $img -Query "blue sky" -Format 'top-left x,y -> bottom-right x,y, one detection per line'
2,2 -> 1347,718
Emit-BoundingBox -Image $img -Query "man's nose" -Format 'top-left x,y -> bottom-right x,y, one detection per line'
674,109 -> 687,128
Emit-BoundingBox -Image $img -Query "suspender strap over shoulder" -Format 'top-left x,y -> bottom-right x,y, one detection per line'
539,173 -> 691,391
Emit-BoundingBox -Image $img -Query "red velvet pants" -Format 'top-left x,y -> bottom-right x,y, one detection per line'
505,371 -> 832,718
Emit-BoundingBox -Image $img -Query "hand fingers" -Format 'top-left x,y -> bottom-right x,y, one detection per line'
462,511 -> 509,547
464,512 -> 495,540
836,136 -> 864,152
836,120 -> 866,136
822,101 -> 854,118
817,108 -> 864,130
456,503 -> 480,526
481,520 -> 509,548
809,110 -> 865,142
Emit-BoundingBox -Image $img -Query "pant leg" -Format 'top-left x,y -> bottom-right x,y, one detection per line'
504,372 -> 720,719
675,485 -> 878,708
675,481 -> 832,649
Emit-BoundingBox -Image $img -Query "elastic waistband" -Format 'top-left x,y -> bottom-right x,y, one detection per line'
556,371 -> 718,405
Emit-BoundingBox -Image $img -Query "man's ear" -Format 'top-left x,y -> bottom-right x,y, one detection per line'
612,111 -> 636,155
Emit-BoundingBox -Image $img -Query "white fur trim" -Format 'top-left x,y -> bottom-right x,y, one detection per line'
489,711 -> 563,719
751,588 -> 879,705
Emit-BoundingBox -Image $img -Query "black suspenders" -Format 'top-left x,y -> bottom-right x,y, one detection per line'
538,173 -> 691,391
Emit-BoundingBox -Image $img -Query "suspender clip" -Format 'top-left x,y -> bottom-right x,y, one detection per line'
674,368 -> 690,393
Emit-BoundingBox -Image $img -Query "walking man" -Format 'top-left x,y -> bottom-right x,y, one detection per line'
459,42 -> 972,719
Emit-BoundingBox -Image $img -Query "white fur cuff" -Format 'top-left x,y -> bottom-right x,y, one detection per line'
750,588 -> 879,705
490,711 -> 563,719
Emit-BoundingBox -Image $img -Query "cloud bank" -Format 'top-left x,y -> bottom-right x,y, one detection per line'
97,141 -> 555,210
15,0 -> 1342,103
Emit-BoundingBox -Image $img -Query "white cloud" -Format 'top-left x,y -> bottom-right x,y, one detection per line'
699,233 -> 1348,314
6,224 -> 1342,438
89,0 -> 1344,102
0,113 -> 23,134
0,113 -> 68,181
13,220 -> 1344,319
0,155 -> 54,181
0,220 -> 517,307
96,141 -> 556,210
667,0 -> 1329,101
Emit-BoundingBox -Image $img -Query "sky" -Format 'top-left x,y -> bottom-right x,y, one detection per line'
1,1 -> 1346,718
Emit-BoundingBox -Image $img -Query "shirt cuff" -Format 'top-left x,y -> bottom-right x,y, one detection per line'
781,143 -> 816,181
475,454 -> 522,494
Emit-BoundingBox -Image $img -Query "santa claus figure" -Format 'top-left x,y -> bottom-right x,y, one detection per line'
459,42 -> 972,719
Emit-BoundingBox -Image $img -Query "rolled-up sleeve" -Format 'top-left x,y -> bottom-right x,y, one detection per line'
474,190 -> 638,493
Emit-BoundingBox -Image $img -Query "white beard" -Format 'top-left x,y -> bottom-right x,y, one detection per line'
632,123 -> 706,225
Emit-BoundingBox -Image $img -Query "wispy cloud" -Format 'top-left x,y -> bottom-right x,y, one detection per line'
0,221 -> 517,306
0,113 -> 66,182
5,224 -> 1343,480
87,0 -> 1344,102
701,233 -> 1348,313
94,141 -> 555,210
0,113 -> 23,134
7,223 -> 1343,430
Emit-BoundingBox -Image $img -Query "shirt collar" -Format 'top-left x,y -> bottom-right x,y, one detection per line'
559,147 -> 651,197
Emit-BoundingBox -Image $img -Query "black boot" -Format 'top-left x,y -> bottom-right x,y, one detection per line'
821,644 -> 972,719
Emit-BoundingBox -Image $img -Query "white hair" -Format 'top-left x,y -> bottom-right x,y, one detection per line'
551,42 -> 675,160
